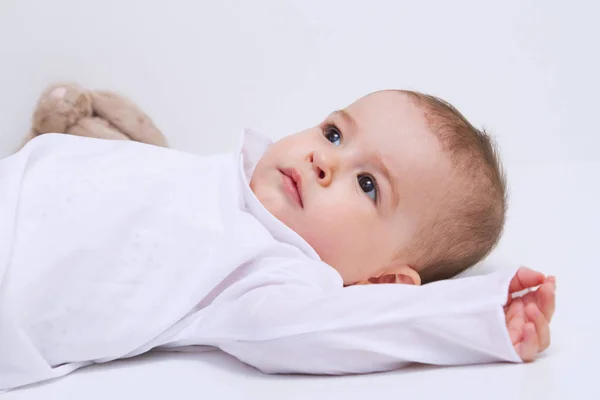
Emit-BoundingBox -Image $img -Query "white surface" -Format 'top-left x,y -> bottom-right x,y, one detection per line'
0,0 -> 598,399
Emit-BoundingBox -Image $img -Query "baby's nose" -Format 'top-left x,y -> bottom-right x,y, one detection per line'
310,151 -> 334,186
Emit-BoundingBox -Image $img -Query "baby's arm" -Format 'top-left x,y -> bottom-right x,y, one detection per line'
196,260 -> 554,374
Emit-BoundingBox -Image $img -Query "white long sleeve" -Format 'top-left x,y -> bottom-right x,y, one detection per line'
0,130 -> 523,391
190,259 -> 522,375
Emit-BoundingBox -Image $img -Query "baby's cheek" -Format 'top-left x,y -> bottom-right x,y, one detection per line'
303,211 -> 361,265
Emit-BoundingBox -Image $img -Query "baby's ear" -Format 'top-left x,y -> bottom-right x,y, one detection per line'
353,265 -> 421,286
372,265 -> 421,286
367,273 -> 418,285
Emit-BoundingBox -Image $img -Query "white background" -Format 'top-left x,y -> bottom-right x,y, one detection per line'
1,0 -> 599,399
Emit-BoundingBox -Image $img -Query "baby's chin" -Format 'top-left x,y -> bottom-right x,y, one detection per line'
254,188 -> 295,223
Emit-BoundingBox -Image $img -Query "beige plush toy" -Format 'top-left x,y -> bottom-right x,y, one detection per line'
24,83 -> 168,148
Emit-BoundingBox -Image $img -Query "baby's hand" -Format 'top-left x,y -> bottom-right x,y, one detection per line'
504,267 -> 556,362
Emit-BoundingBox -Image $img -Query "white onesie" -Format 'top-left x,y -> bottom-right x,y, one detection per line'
0,129 -> 521,391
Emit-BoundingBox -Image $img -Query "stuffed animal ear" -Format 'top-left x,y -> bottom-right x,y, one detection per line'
25,83 -> 169,149
90,91 -> 168,147
31,83 -> 92,135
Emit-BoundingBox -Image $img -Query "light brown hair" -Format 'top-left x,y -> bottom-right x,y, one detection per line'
398,90 -> 508,284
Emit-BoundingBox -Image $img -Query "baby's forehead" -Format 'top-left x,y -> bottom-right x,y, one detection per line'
344,92 -> 433,144
344,92 -> 439,156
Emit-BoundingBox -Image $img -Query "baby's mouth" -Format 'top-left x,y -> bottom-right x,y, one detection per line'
279,168 -> 304,208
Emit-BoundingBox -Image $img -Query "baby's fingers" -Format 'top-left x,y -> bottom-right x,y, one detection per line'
516,322 -> 538,362
509,267 -> 545,294
537,278 -> 556,322
506,298 -> 525,344
526,302 -> 551,352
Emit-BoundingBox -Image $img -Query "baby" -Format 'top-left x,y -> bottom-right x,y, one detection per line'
0,90 -> 555,391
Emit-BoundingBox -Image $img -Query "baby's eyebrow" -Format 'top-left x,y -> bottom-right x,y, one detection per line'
332,109 -> 357,130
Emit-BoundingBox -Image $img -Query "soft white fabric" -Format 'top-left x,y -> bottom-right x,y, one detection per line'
0,129 -> 521,391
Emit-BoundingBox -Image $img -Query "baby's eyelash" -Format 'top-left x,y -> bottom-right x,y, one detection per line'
358,174 -> 379,204
322,123 -> 342,146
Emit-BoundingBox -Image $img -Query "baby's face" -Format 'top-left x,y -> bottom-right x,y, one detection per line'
250,91 -> 452,285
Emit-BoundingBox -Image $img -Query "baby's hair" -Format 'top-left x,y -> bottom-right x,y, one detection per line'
397,90 -> 508,284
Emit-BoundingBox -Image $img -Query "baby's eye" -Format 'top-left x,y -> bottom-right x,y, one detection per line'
358,174 -> 378,202
323,124 -> 342,146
